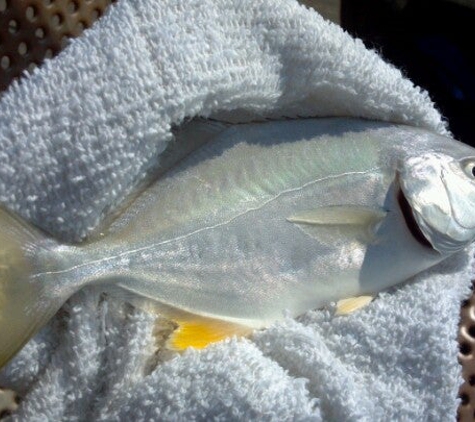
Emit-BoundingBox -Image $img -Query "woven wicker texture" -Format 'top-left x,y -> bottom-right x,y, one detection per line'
458,283 -> 475,421
0,1 -> 472,420
0,0 -> 115,91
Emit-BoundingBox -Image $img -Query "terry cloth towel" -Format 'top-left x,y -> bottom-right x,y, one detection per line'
0,0 -> 470,420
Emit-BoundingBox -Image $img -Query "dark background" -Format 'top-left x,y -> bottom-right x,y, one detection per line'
306,0 -> 475,147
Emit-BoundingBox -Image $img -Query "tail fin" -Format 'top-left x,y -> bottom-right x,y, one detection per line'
0,207 -> 73,369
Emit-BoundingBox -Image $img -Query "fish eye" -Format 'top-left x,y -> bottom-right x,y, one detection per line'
463,160 -> 475,179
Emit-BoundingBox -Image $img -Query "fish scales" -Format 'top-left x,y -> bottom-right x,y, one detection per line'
81,120 -> 387,323
2,117 -> 475,365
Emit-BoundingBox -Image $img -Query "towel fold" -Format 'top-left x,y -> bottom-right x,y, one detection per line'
0,0 -> 469,420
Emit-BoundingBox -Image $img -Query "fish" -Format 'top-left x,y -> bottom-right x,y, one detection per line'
1,117 -> 475,368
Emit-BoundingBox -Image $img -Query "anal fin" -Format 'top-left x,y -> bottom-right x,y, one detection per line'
168,315 -> 253,351
336,295 -> 374,315
105,285 -> 254,351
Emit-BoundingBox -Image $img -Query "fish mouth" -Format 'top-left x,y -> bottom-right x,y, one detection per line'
396,174 -> 433,250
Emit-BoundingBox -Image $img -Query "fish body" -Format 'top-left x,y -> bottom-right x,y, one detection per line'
2,117 -> 475,366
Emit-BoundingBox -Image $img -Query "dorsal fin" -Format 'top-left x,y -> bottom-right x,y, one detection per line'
86,118 -> 231,240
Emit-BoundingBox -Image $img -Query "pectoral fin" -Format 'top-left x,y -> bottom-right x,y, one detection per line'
287,205 -> 386,244
335,295 -> 374,315
287,205 -> 386,226
168,315 -> 253,351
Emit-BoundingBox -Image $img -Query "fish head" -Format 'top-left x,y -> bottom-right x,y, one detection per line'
399,152 -> 475,254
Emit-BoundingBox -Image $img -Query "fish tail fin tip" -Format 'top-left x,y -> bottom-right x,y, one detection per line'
0,207 -> 68,369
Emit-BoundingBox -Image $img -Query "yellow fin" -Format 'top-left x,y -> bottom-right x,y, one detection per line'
105,287 -> 254,351
336,295 -> 374,315
168,315 -> 253,351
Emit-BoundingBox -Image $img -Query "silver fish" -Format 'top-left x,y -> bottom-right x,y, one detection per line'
1,117 -> 475,366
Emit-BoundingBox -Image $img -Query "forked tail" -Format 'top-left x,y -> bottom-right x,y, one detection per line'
0,207 -> 77,369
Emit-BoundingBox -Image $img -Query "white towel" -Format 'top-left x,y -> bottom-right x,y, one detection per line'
0,0 -> 469,420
